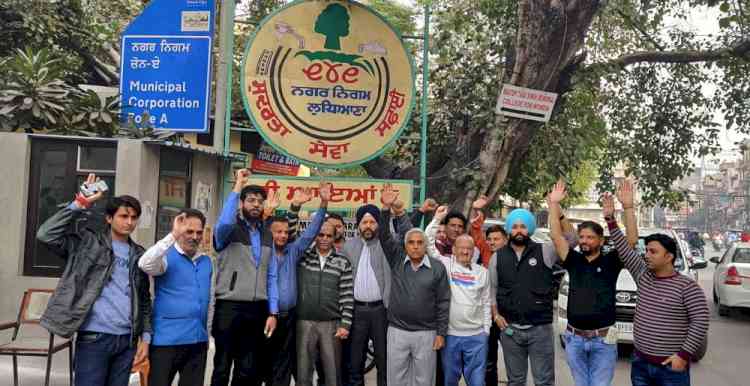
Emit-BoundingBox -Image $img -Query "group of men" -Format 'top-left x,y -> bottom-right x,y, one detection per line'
36,169 -> 709,386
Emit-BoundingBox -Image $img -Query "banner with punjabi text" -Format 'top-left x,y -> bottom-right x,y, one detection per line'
248,175 -> 413,211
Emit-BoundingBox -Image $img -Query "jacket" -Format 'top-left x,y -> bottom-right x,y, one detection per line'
36,206 -> 152,346
213,192 -> 278,311
495,242 -> 554,326
296,248 -> 354,330
342,211 -> 410,308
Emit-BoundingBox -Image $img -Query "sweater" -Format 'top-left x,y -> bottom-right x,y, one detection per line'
444,258 -> 491,336
152,246 -> 212,346
607,221 -> 709,363
296,248 -> 354,330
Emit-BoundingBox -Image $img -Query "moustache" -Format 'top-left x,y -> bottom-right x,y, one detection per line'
510,234 -> 530,246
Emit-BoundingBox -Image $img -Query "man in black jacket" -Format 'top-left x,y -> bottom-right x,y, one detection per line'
37,173 -> 152,386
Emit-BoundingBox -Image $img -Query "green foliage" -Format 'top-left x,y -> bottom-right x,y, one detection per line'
67,90 -> 121,137
506,86 -> 608,207
369,0 -> 417,37
0,0 -> 143,85
402,0 -> 750,209
0,48 -> 71,131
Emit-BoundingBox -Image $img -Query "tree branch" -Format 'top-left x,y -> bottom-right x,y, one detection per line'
613,8 -> 664,51
587,38 -> 750,73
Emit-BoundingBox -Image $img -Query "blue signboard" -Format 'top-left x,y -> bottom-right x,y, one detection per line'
120,0 -> 215,133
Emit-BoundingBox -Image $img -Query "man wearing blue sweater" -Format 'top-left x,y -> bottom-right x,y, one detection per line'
139,208 -> 213,386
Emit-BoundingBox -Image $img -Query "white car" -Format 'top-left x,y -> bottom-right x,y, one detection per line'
711,242 -> 750,316
557,228 -> 704,346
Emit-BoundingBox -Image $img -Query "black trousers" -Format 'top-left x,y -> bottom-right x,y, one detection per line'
266,309 -> 297,386
349,302 -> 387,386
486,324 -> 501,385
149,342 -> 208,386
210,300 -> 269,386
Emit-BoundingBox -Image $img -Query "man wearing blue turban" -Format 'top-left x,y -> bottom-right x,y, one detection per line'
494,206 -> 574,386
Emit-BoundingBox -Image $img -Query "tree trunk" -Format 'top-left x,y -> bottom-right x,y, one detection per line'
465,0 -> 601,212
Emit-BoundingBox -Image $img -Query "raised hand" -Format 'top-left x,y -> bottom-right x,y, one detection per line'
380,183 -> 398,208
616,178 -> 635,208
547,180 -> 567,204
435,205 -> 450,221
601,192 -> 615,219
319,182 -> 332,204
291,187 -> 314,207
472,195 -> 491,210
78,173 -> 105,206
420,198 -> 438,213
265,190 -> 281,211
233,168 -> 251,192
172,213 -> 188,239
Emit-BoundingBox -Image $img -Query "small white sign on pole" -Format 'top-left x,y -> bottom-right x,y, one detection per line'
495,84 -> 559,122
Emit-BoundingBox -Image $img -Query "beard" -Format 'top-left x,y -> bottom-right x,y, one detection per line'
510,234 -> 530,246
361,229 -> 375,240
242,208 -> 261,220
580,245 -> 600,256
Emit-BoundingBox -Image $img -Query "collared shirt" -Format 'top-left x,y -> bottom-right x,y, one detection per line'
273,207 -> 327,313
214,191 -> 262,266
353,244 -> 382,302
139,233 -> 203,276
403,255 -> 432,271
319,249 -> 332,269
562,247 -> 623,330
387,254 -> 451,336
240,215 -> 262,267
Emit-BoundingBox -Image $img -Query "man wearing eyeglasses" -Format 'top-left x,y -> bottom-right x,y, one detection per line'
211,168 -> 279,386
295,222 -> 354,386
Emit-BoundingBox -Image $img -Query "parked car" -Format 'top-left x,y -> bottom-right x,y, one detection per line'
557,227 -> 707,348
711,242 -> 750,316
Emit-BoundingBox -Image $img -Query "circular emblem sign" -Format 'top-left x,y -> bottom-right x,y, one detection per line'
241,0 -> 416,168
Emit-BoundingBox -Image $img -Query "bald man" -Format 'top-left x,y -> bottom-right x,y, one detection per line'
427,209 -> 491,386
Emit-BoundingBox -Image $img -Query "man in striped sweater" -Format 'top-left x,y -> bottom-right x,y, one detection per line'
602,182 -> 709,386
296,221 -> 354,386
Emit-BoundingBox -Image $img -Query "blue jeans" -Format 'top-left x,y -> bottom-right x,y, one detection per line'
74,332 -> 136,386
562,331 -> 617,386
631,352 -> 690,386
441,333 -> 488,386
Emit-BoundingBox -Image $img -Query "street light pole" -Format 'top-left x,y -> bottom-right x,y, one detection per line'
213,0 -> 236,153
419,3 -> 430,207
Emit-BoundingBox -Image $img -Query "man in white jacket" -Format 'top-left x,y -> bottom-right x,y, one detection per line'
427,206 -> 492,386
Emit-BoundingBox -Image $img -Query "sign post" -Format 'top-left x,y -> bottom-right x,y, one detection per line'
495,84 -> 558,123
240,0 -> 416,168
120,0 -> 215,133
